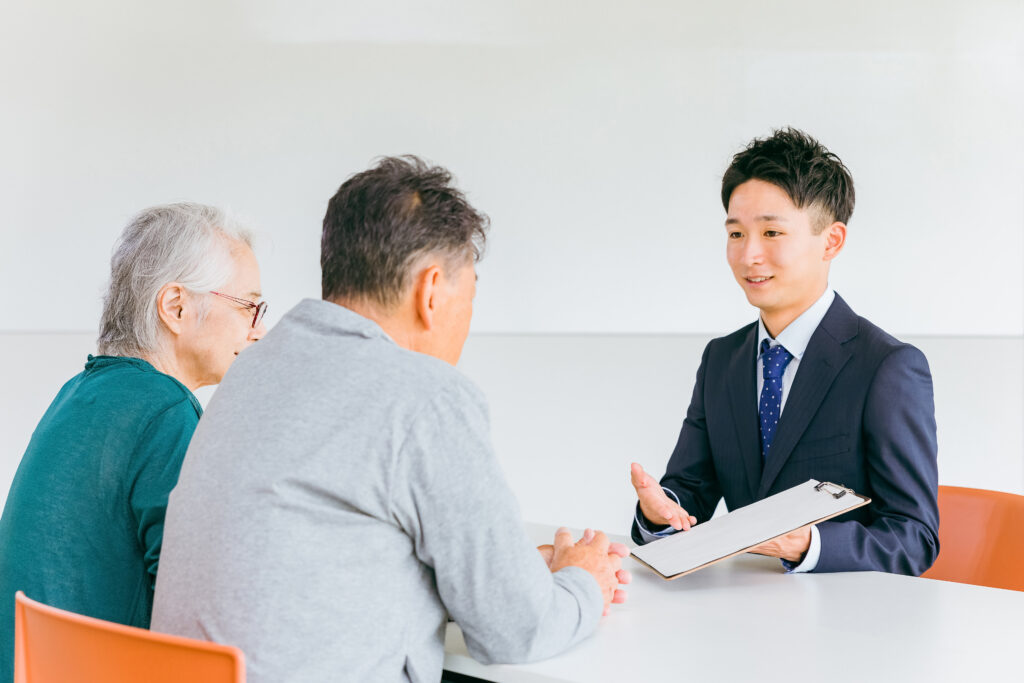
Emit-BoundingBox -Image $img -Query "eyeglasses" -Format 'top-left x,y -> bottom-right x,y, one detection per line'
210,291 -> 268,329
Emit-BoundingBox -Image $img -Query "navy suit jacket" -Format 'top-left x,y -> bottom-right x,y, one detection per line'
632,294 -> 939,575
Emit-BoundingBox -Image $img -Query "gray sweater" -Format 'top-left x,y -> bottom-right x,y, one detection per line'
151,299 -> 602,683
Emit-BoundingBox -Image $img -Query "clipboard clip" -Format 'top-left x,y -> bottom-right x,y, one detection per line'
815,481 -> 853,499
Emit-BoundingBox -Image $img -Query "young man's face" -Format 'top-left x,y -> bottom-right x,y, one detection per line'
725,179 -> 841,334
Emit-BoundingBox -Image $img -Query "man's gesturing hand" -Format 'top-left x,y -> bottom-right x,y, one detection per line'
548,528 -> 630,616
630,462 -> 697,531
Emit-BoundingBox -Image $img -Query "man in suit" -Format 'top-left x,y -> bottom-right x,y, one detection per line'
630,128 -> 939,575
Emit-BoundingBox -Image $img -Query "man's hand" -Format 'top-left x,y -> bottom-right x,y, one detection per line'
547,528 -> 631,615
747,526 -> 812,563
630,462 -> 697,531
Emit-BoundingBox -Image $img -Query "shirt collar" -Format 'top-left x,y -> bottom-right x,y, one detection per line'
757,287 -> 835,361
287,298 -> 397,345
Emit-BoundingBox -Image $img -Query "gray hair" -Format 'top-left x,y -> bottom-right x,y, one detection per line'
97,203 -> 253,357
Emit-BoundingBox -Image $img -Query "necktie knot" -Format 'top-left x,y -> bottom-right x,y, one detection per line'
760,338 -> 793,380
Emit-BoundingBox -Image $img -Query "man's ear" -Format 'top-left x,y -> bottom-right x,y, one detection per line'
822,222 -> 847,262
156,282 -> 188,336
413,265 -> 443,331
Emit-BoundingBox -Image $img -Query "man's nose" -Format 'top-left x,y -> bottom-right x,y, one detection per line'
740,236 -> 765,265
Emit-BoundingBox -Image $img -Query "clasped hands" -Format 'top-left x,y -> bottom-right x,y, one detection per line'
630,462 -> 812,563
538,528 -> 631,616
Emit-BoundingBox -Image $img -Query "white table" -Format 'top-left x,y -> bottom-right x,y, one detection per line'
443,523 -> 1024,682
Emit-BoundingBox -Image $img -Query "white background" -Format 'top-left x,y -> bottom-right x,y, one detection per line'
1,0 -> 1022,527
1,0 -> 1021,336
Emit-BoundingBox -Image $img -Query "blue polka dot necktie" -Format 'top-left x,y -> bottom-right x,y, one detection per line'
759,338 -> 794,461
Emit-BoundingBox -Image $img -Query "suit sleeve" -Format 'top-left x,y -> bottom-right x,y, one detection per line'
815,345 -> 939,575
632,343 -> 723,544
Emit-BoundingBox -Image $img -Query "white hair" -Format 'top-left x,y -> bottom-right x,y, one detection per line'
97,203 -> 253,357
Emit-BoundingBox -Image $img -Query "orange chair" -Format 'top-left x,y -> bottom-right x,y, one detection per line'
14,591 -> 245,683
921,485 -> 1024,592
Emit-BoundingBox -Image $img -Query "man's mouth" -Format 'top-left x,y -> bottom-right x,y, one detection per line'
746,276 -> 773,283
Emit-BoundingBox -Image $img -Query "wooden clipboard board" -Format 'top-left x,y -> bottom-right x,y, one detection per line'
630,480 -> 870,580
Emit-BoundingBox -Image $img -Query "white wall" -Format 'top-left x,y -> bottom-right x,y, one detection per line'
1,1 -> 1022,336
1,2 -> 1022,528
460,334 -> 1024,532
2,332 -> 1022,532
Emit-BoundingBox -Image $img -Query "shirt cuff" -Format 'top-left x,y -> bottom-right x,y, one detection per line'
783,525 -> 821,573
634,487 -> 683,544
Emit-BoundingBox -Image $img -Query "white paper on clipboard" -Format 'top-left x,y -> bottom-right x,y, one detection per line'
630,479 -> 870,580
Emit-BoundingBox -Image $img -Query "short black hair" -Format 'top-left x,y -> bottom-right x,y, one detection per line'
721,128 -> 855,232
321,155 -> 488,307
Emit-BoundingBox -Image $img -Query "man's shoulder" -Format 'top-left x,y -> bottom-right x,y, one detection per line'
700,321 -> 757,362
384,344 -> 488,411
714,321 -> 758,346
233,304 -> 487,409
819,298 -> 930,376
836,304 -> 926,363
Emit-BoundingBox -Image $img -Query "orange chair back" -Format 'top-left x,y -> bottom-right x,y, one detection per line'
922,485 -> 1024,592
14,591 -> 245,683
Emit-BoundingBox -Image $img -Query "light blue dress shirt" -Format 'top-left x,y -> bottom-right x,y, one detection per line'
757,287 -> 834,572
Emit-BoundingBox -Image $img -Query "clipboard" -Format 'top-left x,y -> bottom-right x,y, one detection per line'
630,479 -> 870,580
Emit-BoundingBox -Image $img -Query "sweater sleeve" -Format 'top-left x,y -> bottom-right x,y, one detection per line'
127,398 -> 200,587
388,379 -> 604,665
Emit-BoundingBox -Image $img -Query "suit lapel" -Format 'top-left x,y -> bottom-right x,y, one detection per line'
756,296 -> 857,498
725,325 -> 763,500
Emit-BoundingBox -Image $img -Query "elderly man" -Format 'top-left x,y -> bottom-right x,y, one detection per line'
152,157 -> 629,683
0,203 -> 266,682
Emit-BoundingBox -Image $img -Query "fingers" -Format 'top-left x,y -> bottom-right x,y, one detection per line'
630,464 -> 699,533
616,568 -> 632,585
679,511 -> 695,532
664,509 -> 683,531
611,588 -> 627,604
662,506 -> 684,531
580,528 -> 595,544
588,530 -> 610,554
632,465 -> 681,527
630,462 -> 650,489
607,541 -> 628,558
536,544 -> 554,568
607,550 -> 622,570
553,527 -> 573,552
665,509 -> 698,532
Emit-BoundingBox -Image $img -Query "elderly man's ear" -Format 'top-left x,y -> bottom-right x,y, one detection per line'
156,282 -> 188,335
413,265 -> 444,331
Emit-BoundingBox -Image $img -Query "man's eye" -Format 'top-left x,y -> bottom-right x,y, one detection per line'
728,231 -> 742,239
764,230 -> 782,237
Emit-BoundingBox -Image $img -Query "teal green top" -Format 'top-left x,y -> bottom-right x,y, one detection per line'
0,355 -> 201,681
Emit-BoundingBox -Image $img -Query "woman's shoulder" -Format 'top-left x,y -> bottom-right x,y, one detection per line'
84,355 -> 202,419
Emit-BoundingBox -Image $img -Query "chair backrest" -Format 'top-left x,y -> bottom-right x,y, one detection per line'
921,485 -> 1024,592
14,591 -> 245,683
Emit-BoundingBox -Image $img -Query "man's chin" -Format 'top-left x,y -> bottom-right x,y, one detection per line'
742,291 -> 773,310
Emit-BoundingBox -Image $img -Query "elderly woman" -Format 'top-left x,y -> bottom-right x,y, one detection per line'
0,203 -> 265,679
